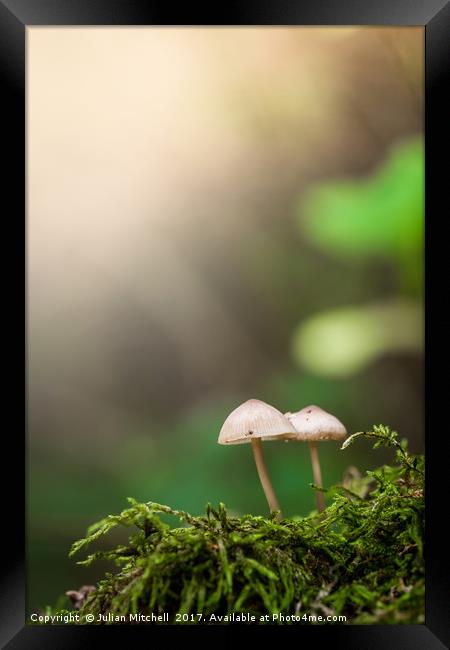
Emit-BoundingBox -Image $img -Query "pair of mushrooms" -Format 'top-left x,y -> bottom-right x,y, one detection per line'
218,399 -> 346,516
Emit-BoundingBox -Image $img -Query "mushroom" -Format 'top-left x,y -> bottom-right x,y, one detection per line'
66,585 -> 96,610
285,405 -> 347,513
218,399 -> 297,517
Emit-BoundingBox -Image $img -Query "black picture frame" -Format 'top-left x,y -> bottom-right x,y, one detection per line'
1,0 -> 448,646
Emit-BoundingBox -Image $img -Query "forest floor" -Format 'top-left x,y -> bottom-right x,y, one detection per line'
46,426 -> 424,625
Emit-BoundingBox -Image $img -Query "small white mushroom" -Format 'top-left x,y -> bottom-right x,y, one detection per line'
286,405 -> 347,513
218,399 -> 297,517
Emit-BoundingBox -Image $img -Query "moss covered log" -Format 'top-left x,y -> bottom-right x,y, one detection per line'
52,425 -> 424,625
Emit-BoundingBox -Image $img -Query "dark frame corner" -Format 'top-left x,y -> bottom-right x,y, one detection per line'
1,0 -> 448,646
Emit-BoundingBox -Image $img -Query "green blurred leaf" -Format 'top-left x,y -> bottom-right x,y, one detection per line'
298,136 -> 424,261
292,299 -> 422,377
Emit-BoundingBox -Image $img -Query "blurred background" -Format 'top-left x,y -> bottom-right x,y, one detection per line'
27,27 -> 424,612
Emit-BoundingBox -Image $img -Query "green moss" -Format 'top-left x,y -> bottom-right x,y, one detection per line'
53,425 -> 424,625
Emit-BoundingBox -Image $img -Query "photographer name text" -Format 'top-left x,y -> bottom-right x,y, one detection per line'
30,612 -> 346,624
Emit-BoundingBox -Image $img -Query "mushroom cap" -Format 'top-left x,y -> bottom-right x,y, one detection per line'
286,405 -> 347,441
218,399 -> 297,445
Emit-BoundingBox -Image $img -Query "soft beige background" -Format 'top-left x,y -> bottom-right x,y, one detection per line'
27,27 -> 422,452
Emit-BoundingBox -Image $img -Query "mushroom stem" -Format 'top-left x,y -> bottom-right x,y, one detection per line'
251,438 -> 282,519
309,441 -> 325,513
